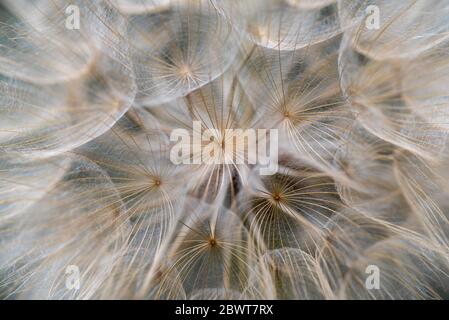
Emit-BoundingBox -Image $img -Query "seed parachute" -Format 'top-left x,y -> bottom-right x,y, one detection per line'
0,0 -> 448,300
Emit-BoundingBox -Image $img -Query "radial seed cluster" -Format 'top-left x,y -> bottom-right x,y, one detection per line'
0,0 -> 449,299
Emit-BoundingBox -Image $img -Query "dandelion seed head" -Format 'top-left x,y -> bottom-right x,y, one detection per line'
1,0 -> 449,300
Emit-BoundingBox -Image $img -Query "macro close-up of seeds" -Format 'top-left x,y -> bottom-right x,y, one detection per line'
0,0 -> 449,301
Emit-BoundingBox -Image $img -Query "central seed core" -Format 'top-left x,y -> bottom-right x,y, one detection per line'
178,65 -> 192,78
209,238 -> 217,247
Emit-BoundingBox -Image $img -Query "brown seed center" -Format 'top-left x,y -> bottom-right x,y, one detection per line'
209,238 -> 217,247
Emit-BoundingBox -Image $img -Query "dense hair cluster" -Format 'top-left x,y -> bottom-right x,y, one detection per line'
1,0 -> 449,299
